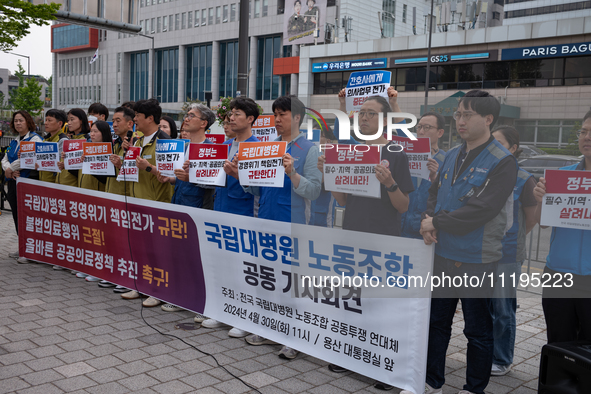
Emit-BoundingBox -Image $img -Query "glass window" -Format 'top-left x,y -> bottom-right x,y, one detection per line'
163,14 -> 168,31
219,41 -> 239,98
157,17 -> 161,33
182,12 -> 186,29
278,0 -> 284,14
254,0 -> 260,17
186,44 -> 213,101
156,47 -> 179,103
565,56 -> 591,79
202,9 -> 207,25
263,0 -> 268,16
151,18 -> 155,33
403,4 -> 407,23
231,4 -> 236,21
169,15 -> 174,30
175,13 -> 180,30
216,6 -> 221,23
195,10 -> 200,26
188,11 -> 192,28
52,25 -> 90,50
223,5 -> 228,22
209,8 -> 214,25
130,51 -> 149,101
256,35 -> 281,100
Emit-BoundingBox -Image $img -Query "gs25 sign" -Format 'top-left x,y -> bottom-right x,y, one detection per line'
430,55 -> 449,63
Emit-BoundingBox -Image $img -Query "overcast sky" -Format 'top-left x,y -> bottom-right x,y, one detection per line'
0,25 -> 53,78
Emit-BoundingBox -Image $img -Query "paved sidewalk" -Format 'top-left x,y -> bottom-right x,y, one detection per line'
0,210 -> 544,394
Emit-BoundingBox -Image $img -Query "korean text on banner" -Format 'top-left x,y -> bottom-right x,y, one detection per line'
188,143 -> 228,186
19,141 -> 36,170
63,140 -> 85,170
117,146 -> 141,182
541,169 -> 591,229
237,141 -> 287,187
156,139 -> 186,177
324,145 -> 381,198
16,177 -> 433,394
252,115 -> 278,142
35,142 -> 59,172
390,136 -> 431,180
345,70 -> 392,112
207,134 -> 226,144
83,142 -> 115,176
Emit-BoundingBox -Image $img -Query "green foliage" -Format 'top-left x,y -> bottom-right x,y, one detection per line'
0,0 -> 61,52
9,61 -> 44,116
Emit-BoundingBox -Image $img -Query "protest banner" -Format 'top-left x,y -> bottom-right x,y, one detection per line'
252,115 -> 278,142
206,134 -> 226,144
188,143 -> 228,186
35,142 -> 59,172
390,136 -> 432,180
19,141 -> 36,170
116,147 -> 141,183
541,169 -> 591,229
17,177 -> 433,394
63,140 -> 85,170
83,142 -> 115,176
324,145 -> 381,198
237,141 -> 287,187
345,70 -> 392,112
156,139 -> 186,177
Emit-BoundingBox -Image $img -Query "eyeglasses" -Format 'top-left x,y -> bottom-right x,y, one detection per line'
416,124 -> 436,132
184,112 -> 204,121
576,129 -> 591,139
453,111 -> 476,121
358,111 -> 378,119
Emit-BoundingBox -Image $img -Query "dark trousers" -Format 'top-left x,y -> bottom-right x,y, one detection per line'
7,180 -> 18,234
542,266 -> 591,343
426,255 -> 496,394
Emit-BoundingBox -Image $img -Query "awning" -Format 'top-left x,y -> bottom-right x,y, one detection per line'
420,91 -> 521,119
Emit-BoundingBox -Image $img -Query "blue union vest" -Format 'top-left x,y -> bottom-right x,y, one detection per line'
6,132 -> 42,179
258,137 -> 315,224
435,139 -> 514,264
171,139 -> 212,208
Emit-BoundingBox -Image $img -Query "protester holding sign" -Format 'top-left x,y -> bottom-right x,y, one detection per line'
38,109 -> 68,183
2,111 -> 42,246
79,121 -> 113,192
489,125 -> 537,377
56,109 -> 91,187
418,90 -> 517,394
533,111 -> 591,344
159,115 -> 178,139
401,112 -> 446,239
106,107 -> 137,196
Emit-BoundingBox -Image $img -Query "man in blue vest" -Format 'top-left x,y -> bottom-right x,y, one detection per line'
242,95 -> 322,358
415,90 -> 517,394
533,111 -> 591,344
401,112 -> 446,239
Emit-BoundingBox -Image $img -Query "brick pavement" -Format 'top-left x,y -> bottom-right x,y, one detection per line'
0,209 -> 544,393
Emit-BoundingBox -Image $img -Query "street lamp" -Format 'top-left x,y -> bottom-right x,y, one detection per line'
424,0 -> 435,110
6,52 -> 30,77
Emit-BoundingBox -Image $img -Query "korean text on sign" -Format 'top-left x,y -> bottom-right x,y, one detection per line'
324,145 -> 381,198
63,140 -> 85,170
390,136 -> 431,180
188,143 -> 228,186
19,141 -> 36,170
83,142 -> 115,176
156,139 -> 186,177
541,169 -> 591,229
345,71 -> 392,112
252,115 -> 278,142
237,141 -> 287,188
35,142 -> 59,172
117,146 -> 140,182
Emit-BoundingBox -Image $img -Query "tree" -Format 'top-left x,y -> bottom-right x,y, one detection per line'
0,90 -> 9,110
9,61 -> 44,116
47,75 -> 52,104
0,0 -> 60,52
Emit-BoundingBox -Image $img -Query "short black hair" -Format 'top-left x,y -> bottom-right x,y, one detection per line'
230,97 -> 259,126
294,0 -> 301,5
272,95 -> 306,127
364,96 -> 392,115
420,111 -> 446,130
45,109 -> 67,126
67,108 -> 91,135
114,106 -> 135,121
160,116 -> 178,139
121,101 -> 135,110
583,110 -> 591,123
134,99 -> 162,124
492,125 -> 522,159
457,90 -> 500,128
88,103 -> 109,119
92,120 -> 113,143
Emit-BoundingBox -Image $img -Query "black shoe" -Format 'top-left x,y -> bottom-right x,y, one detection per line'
98,280 -> 115,288
328,364 -> 349,373
374,382 -> 393,391
113,286 -> 130,293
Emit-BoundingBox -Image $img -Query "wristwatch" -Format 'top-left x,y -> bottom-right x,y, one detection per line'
386,183 -> 399,193
146,166 -> 153,173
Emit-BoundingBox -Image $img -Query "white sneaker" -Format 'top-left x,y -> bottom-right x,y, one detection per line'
194,313 -> 207,323
16,257 -> 30,264
201,319 -> 229,329
401,383 -> 442,394
85,275 -> 100,282
76,273 -> 89,278
278,346 -> 298,359
9,252 -> 19,258
53,265 -> 64,270
491,363 -> 511,376
244,334 -> 276,346
228,327 -> 250,338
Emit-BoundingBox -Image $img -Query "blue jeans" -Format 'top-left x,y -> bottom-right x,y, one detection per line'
426,255 -> 495,394
491,261 -> 522,366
